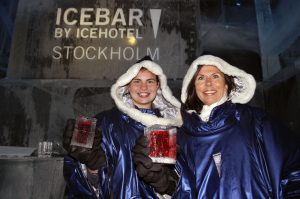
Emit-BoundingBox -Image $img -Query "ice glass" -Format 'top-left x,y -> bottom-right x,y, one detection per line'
144,125 -> 177,164
70,116 -> 97,149
38,141 -> 53,158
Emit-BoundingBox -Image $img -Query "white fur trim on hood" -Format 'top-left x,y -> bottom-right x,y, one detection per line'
181,55 -> 256,104
111,60 -> 182,127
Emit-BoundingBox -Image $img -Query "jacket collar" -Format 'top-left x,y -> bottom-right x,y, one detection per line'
182,102 -> 237,135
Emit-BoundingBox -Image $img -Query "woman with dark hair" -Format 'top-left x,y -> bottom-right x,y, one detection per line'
62,56 -> 182,199
174,54 -> 300,198
184,65 -> 236,114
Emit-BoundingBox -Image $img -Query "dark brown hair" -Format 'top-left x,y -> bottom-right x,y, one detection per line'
139,67 -> 159,83
182,65 -> 236,113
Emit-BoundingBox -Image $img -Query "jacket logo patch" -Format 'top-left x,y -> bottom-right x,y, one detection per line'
213,152 -> 221,177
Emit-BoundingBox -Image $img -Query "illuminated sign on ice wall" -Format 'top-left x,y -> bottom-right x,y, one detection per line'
8,0 -> 197,79
53,7 -> 161,60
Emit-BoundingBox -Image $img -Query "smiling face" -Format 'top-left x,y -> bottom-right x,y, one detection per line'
128,68 -> 159,109
194,65 -> 228,106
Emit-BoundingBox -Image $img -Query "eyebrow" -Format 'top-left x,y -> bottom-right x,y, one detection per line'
132,77 -> 157,80
197,72 -> 222,76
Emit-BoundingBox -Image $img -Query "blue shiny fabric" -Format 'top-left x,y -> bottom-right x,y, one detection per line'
175,102 -> 300,199
64,107 -> 161,199
64,156 -> 98,199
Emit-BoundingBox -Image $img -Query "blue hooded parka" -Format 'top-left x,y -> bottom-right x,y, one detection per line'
175,55 -> 300,198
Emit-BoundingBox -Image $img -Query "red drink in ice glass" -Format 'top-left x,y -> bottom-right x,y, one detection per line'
71,116 -> 97,148
145,125 -> 177,164
76,120 -> 92,144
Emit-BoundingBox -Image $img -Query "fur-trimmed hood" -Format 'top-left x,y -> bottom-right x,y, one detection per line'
111,60 -> 182,127
181,55 -> 256,104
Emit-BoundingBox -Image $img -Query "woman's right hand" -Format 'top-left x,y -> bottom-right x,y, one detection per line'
132,135 -> 178,195
63,119 -> 106,170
